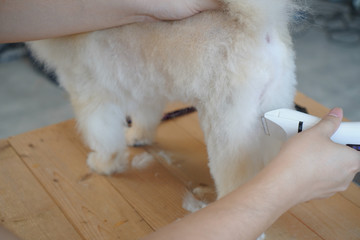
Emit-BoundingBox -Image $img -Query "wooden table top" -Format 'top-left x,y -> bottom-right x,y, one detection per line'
0,92 -> 359,240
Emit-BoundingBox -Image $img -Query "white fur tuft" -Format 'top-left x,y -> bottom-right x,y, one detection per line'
131,152 -> 154,170
157,151 -> 173,165
182,191 -> 207,213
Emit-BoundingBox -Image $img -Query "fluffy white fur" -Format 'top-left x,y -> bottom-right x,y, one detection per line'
28,0 -> 297,199
182,191 -> 208,213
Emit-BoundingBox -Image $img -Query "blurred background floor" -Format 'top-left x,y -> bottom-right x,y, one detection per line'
1,0 -> 359,140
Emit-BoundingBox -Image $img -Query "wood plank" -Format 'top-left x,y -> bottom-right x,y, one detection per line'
266,213 -> 322,240
0,140 -> 82,240
8,121 -> 153,240
291,194 -> 360,240
341,183 -> 360,208
108,147 -> 189,230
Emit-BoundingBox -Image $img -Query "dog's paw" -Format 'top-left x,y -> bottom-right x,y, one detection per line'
87,152 -> 128,175
125,126 -> 154,147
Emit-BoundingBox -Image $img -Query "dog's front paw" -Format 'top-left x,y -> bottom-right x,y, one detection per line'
125,126 -> 154,147
87,152 -> 128,175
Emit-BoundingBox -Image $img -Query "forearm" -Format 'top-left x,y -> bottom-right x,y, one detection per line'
0,0 -> 147,43
143,164 -> 296,240
0,0 -> 219,43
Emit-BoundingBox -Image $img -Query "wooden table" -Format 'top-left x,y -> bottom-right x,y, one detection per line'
1,93 -> 359,240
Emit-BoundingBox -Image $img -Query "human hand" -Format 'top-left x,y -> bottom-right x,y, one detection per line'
268,108 -> 360,204
135,0 -> 219,21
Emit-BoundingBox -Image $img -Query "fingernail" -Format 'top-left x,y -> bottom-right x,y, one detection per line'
328,108 -> 342,118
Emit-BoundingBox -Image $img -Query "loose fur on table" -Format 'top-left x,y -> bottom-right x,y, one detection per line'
28,0 -> 298,202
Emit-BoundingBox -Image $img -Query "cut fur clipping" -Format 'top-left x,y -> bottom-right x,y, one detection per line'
157,151 -> 173,165
131,152 -> 154,170
182,191 -> 207,213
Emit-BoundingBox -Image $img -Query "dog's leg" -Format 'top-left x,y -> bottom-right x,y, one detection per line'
73,99 -> 129,175
198,103 -> 281,199
126,100 -> 165,147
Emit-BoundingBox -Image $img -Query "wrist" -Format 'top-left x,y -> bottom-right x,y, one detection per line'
259,155 -> 306,208
209,161 -> 299,239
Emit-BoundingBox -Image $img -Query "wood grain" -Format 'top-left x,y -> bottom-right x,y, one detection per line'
0,140 -> 82,240
291,195 -> 360,240
108,147 -> 189,230
8,122 -> 153,240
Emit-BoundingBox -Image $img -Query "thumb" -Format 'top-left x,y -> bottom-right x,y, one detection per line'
194,0 -> 220,11
314,108 -> 343,138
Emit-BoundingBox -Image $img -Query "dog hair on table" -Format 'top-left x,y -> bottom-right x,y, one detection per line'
28,0 -> 297,204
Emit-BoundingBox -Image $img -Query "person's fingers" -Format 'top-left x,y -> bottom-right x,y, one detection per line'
313,108 -> 343,138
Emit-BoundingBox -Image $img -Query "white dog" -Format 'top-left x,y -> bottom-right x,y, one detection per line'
28,0 -> 297,199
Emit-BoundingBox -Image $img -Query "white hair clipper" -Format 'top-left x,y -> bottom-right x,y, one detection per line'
262,108 -> 360,151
